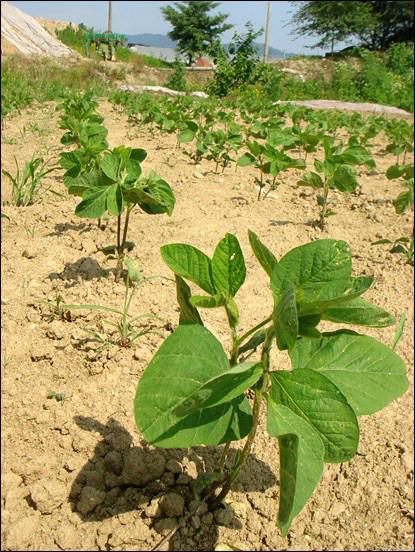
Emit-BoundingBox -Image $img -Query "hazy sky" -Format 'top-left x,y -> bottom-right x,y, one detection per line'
10,1 -> 350,54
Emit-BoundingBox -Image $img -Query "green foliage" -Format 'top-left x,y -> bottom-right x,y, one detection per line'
164,58 -> 188,91
56,24 -> 92,55
161,1 -> 232,66
2,155 -> 59,207
65,258 -> 164,350
135,232 -> 408,536
207,23 -> 267,97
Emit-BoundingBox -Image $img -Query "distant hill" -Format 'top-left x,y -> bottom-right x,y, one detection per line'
125,34 -> 295,59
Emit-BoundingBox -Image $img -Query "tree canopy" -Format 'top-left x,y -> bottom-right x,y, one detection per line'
161,1 -> 233,66
290,1 -> 414,53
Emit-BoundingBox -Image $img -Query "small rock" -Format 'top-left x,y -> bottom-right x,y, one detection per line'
161,472 -> 175,486
214,504 -> 234,526
77,485 -> 106,515
30,479 -> 66,514
201,512 -> 214,526
122,447 -> 166,486
54,522 -> 80,550
4,515 -> 41,551
22,249 -> 35,259
230,500 -> 247,519
155,517 -> 178,536
193,171 -> 203,179
330,502 -> 346,517
191,514 -> 201,529
176,473 -> 192,485
105,472 -> 123,489
160,492 -> 184,517
144,497 -> 162,518
1,472 -> 23,498
166,459 -> 182,474
401,451 -> 414,472
46,320 -> 65,340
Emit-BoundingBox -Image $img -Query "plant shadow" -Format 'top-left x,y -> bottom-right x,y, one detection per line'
69,416 -> 278,550
47,222 -> 92,237
48,257 -> 113,288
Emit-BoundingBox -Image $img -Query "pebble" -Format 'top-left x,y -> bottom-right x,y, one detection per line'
76,486 -> 106,515
330,502 -> 346,517
121,447 -> 166,486
30,479 -> 66,514
166,458 -> 182,474
214,504 -> 235,526
193,171 -> 203,179
154,517 -> 178,536
160,492 -> 184,517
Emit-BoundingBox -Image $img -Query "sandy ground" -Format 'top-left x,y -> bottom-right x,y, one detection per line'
1,98 -> 414,551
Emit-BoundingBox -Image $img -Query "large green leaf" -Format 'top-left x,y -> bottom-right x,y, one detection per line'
175,275 -> 203,326
161,243 -> 215,295
394,190 -> 412,214
139,174 -> 176,216
290,332 -> 408,416
189,293 -> 228,308
134,324 -> 252,446
297,276 -> 373,315
237,153 -> 256,167
172,361 -> 263,416
270,240 -> 352,299
267,395 -> 324,537
273,283 -> 298,351
248,229 -> 278,277
321,297 -> 396,327
297,171 -> 323,189
270,370 -> 359,463
211,234 -> 246,298
331,165 -> 358,193
100,153 -> 120,181
106,183 -> 123,216
75,184 -> 111,218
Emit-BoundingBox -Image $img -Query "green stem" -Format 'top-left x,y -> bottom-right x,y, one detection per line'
235,315 -> 272,350
217,443 -> 231,474
320,177 -> 330,228
208,327 -> 274,510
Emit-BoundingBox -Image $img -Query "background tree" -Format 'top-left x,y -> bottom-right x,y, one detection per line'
161,1 -> 233,66
290,1 -> 414,53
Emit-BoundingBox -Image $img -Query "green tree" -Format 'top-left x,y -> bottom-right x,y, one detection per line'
289,1 -> 368,55
161,1 -> 233,66
290,1 -> 414,53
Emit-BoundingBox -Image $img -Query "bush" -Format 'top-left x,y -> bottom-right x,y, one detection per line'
164,58 -> 188,91
206,23 -> 266,97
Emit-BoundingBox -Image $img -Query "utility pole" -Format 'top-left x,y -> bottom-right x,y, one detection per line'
108,0 -> 112,32
264,1 -> 271,62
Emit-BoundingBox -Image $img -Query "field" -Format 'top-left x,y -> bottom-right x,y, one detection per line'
1,86 -> 414,552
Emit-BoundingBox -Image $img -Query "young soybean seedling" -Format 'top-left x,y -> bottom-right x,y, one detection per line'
134,232 -> 408,538
67,259 -> 164,348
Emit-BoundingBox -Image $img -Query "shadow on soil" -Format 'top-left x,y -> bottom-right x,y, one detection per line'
70,416 -> 278,550
47,222 -> 93,237
48,257 -> 113,288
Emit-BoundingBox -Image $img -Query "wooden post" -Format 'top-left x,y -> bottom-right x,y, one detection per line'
264,1 -> 271,62
108,0 -> 112,32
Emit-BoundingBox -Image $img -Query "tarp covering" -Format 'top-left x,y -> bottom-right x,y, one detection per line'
1,1 -> 74,57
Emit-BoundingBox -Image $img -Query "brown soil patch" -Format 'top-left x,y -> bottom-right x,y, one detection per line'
1,99 -> 414,551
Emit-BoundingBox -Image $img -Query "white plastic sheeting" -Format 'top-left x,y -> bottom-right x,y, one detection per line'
1,1 -> 74,57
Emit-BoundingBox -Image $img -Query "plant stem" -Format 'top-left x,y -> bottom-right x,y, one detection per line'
217,442 -> 231,474
320,178 -> 329,228
208,326 -> 274,510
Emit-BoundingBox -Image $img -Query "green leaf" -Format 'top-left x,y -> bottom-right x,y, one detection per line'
267,394 -> 324,537
248,229 -> 278,277
189,293 -> 227,308
273,283 -> 298,351
175,275 -> 203,326
139,175 -> 176,216
211,234 -> 246,298
386,164 -> 404,180
290,332 -> 409,415
270,370 -> 359,463
392,312 -> 406,351
178,129 -> 196,143
298,314 -> 322,338
342,146 -> 373,166
124,258 -> 142,282
161,243 -> 216,295
331,165 -> 358,193
270,240 -> 351,299
100,153 -> 120,181
106,184 -> 123,216
238,329 -> 266,356
172,361 -> 263,416
130,148 -> 147,163
75,185 -> 109,218
134,324 -> 252,447
297,276 -> 374,315
394,191 -> 412,214
236,153 -> 256,167
297,171 -> 323,189
321,297 -> 395,327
